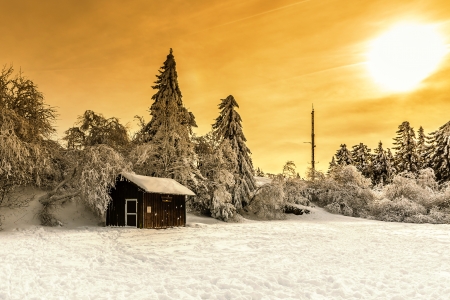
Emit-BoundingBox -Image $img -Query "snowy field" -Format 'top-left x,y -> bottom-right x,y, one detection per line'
1,202 -> 450,299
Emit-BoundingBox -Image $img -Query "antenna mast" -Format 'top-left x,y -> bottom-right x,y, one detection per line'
303,104 -> 317,179
311,104 -> 315,172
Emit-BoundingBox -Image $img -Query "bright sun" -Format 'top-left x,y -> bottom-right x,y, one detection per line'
367,23 -> 448,92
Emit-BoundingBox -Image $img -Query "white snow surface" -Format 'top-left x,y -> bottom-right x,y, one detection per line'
254,176 -> 272,187
120,172 -> 195,196
1,194 -> 450,299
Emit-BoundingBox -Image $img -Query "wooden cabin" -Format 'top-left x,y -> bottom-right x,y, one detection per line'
106,172 -> 195,229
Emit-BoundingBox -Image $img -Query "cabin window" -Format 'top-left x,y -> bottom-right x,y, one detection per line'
125,199 -> 137,227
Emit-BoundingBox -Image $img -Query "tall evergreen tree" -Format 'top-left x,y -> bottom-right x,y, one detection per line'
351,143 -> 372,178
212,95 -> 256,209
255,167 -> 265,177
131,49 -> 198,185
392,121 -> 419,173
426,121 -> 450,182
416,126 -> 427,169
386,148 -> 396,174
335,144 -> 353,166
328,156 -> 337,173
372,141 -> 393,184
137,49 -> 196,142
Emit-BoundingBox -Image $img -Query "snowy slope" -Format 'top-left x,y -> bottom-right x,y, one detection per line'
254,176 -> 272,187
1,204 -> 449,299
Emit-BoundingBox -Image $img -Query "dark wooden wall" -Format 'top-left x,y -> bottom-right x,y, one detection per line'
106,178 -> 187,228
143,193 -> 186,228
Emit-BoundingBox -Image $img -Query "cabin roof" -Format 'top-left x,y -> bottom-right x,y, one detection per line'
120,172 -> 196,196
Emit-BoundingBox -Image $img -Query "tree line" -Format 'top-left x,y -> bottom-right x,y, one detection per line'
329,120 -> 450,185
0,49 -> 257,225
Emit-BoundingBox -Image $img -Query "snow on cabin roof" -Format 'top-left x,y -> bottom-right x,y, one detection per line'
120,172 -> 196,196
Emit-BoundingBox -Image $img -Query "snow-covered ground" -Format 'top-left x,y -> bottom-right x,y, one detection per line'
1,198 -> 450,299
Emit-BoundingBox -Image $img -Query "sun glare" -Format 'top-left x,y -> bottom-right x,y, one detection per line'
367,23 -> 448,92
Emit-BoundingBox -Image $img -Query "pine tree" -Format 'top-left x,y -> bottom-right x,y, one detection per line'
416,126 -> 427,169
351,143 -> 372,178
255,167 -> 265,177
328,156 -> 337,173
212,95 -> 256,209
131,49 -> 198,185
138,49 -> 196,142
426,121 -> 450,182
193,132 -> 237,221
335,144 -> 353,166
392,121 -> 419,173
372,141 -> 393,184
386,148 -> 396,174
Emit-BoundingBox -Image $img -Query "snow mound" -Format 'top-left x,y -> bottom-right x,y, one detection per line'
254,176 -> 272,187
0,187 -> 100,231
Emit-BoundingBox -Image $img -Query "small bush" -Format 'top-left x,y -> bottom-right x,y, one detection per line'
283,178 -> 310,205
383,173 -> 434,207
325,202 -> 354,216
311,166 -> 375,217
247,181 -> 285,220
369,197 -> 427,222
210,186 -> 236,221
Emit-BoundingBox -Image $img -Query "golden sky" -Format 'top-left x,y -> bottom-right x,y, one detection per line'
2,0 -> 450,175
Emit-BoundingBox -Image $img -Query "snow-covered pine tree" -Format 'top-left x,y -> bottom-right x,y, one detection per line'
255,167 -> 265,177
351,143 -> 372,178
416,126 -> 428,170
392,121 -> 419,173
386,148 -> 396,175
193,132 -> 237,221
130,49 -> 199,186
335,144 -> 353,166
372,141 -> 393,184
212,95 -> 256,209
328,156 -> 337,173
425,121 -> 450,182
135,48 -> 196,143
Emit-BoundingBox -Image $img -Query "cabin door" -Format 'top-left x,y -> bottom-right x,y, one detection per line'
125,199 -> 137,227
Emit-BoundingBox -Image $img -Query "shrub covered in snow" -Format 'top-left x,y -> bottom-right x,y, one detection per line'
383,171 -> 436,208
189,133 -> 237,221
37,145 -> 131,226
246,177 -> 286,220
210,185 -> 236,221
311,165 -> 376,217
283,178 -> 310,206
309,166 -> 450,223
368,197 -> 427,222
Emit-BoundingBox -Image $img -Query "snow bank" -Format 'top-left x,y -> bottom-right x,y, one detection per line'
120,172 -> 195,196
0,187 -> 101,231
1,205 -> 449,299
254,176 -> 272,187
